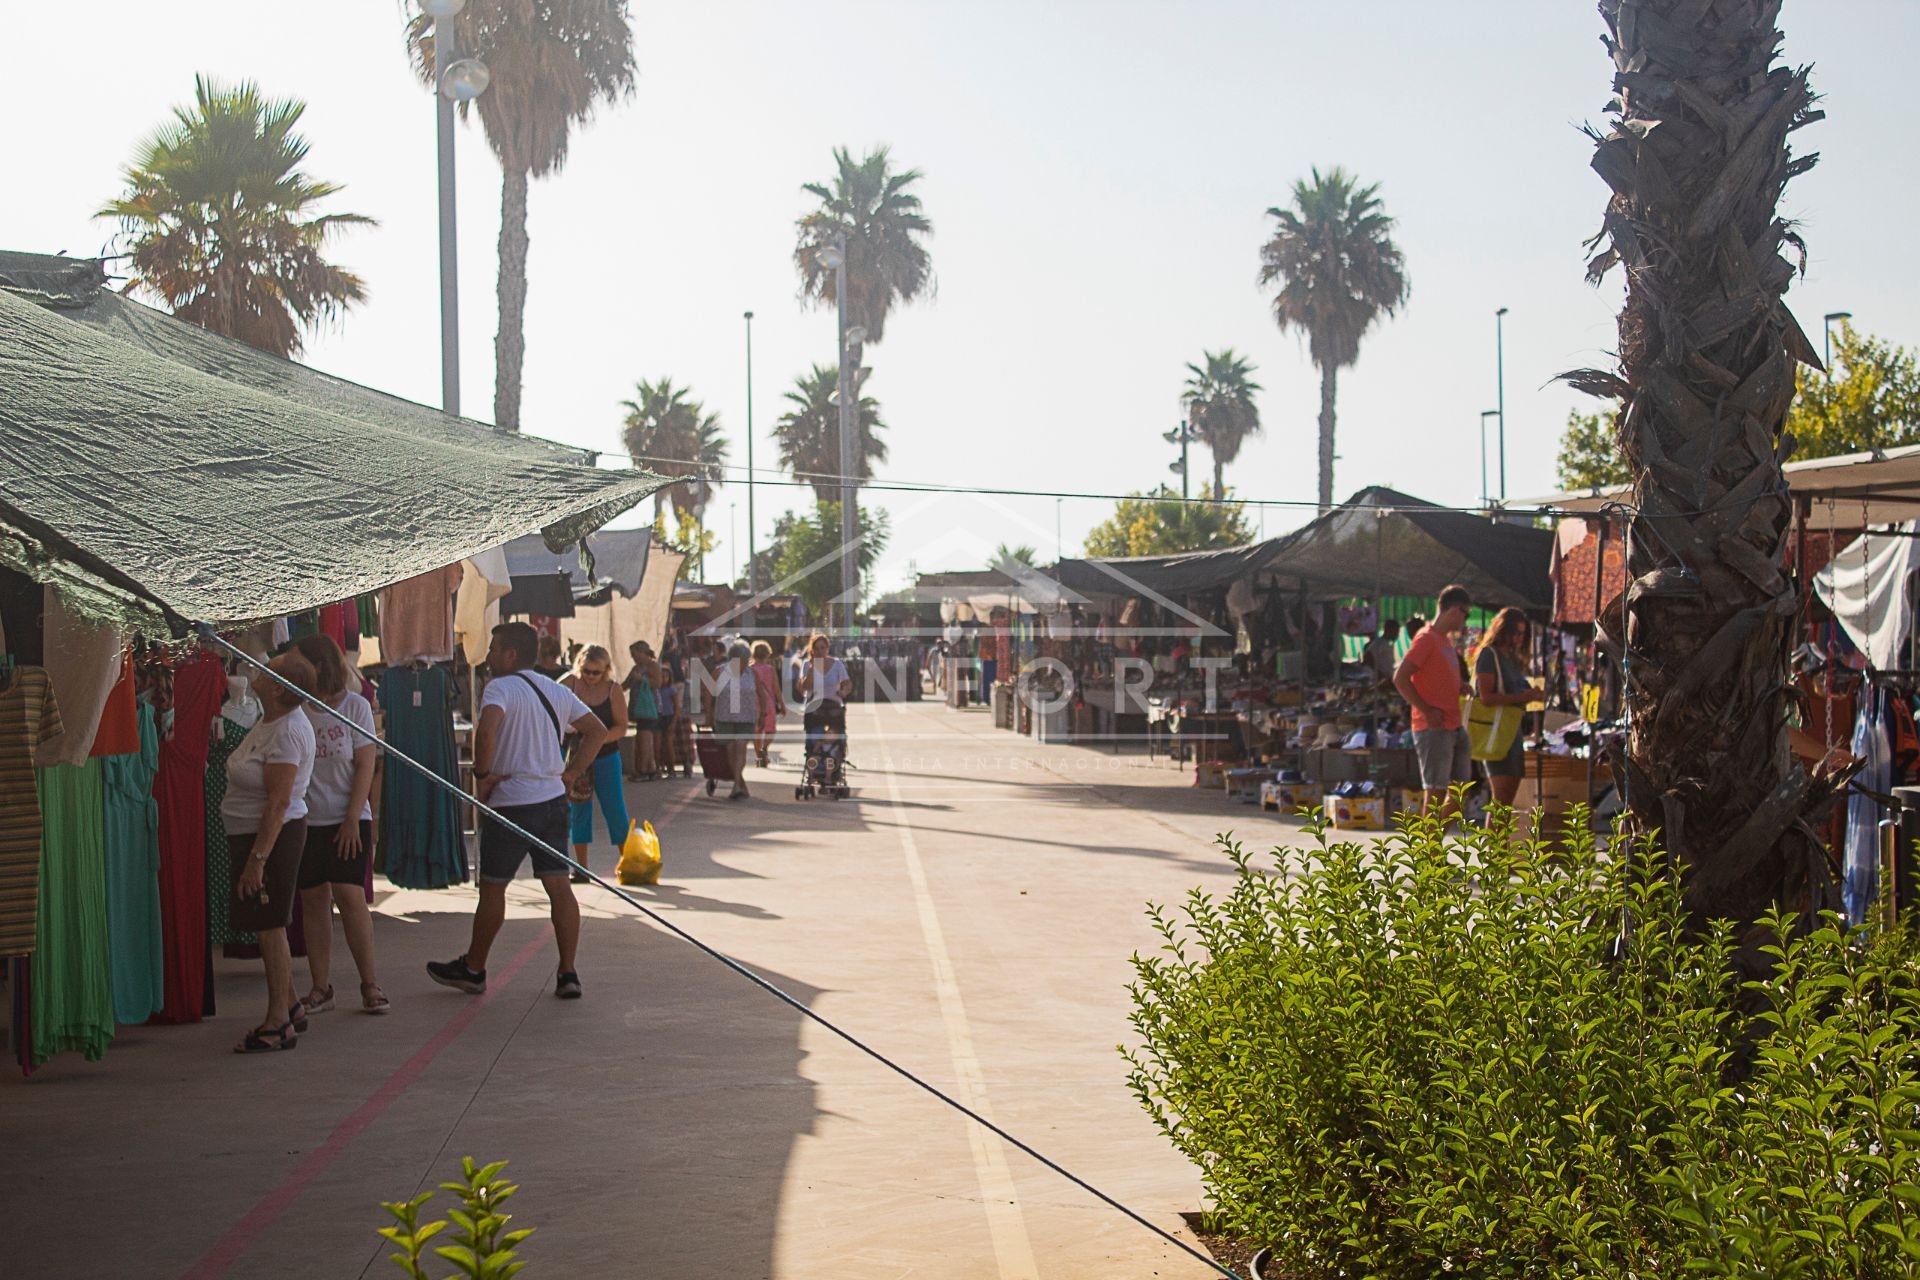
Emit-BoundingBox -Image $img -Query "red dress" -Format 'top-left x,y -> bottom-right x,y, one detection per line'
151,653 -> 225,1024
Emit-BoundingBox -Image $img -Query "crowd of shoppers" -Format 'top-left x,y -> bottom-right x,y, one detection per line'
221,621 -> 832,1053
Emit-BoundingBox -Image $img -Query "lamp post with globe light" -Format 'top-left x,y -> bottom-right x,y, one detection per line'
420,0 -> 490,417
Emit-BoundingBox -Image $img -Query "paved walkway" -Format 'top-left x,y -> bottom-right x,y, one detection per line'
5,700 -> 1318,1278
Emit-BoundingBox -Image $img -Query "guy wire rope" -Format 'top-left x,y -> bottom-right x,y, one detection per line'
198,625 -> 1241,1280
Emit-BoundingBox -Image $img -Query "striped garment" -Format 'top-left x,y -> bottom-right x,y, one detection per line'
0,668 -> 62,955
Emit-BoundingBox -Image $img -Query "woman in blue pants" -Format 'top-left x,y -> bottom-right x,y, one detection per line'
562,646 -> 631,883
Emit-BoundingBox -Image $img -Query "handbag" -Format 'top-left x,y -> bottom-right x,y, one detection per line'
1465,649 -> 1524,762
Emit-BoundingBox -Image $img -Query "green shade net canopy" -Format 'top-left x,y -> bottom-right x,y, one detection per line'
0,254 -> 666,635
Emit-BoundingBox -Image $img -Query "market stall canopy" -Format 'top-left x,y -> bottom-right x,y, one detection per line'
1053,541 -> 1281,602
502,527 -> 652,600
1261,487 -> 1555,610
1521,442 -> 1920,528
0,253 -> 667,633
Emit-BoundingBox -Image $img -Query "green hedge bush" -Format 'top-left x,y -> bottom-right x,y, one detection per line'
1125,812 -> 1920,1278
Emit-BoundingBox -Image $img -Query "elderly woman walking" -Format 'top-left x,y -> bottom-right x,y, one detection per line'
706,640 -> 762,800
225,650 -> 319,1053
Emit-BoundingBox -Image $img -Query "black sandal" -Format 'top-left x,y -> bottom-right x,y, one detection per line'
235,1020 -> 298,1054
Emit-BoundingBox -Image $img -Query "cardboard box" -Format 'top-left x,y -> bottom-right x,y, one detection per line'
1331,794 -> 1389,831
1395,787 -> 1427,817
1261,781 -> 1323,815
1195,760 -> 1230,789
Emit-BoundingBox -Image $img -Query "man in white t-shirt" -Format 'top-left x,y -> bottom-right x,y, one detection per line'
428,621 -> 607,1000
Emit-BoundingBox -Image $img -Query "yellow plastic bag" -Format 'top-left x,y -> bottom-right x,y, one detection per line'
615,819 -> 662,886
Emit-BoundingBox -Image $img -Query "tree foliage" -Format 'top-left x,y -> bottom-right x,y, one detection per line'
1554,407 -> 1632,491
651,507 -> 718,582
772,502 -> 890,617
1556,326 -> 1920,489
1183,349 -> 1263,498
773,363 -> 888,501
619,377 -> 728,524
100,75 -> 374,357
1786,322 -> 1920,460
1083,486 -> 1252,558
405,1 -> 637,429
1259,167 -> 1409,511
793,145 -> 933,348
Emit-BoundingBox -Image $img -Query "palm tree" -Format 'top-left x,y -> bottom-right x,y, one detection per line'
619,378 -> 728,525
793,145 -> 933,378
1258,168 -> 1409,511
407,2 -> 636,431
992,544 -> 1037,570
99,76 -> 373,357
1572,1 -> 1831,931
773,364 -> 888,502
1182,349 -> 1263,498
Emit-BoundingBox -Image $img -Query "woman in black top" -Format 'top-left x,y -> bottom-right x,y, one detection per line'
560,645 -> 630,882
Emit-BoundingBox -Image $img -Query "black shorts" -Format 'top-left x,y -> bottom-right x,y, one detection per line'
298,819 -> 373,890
630,717 -> 660,733
478,796 -> 572,883
228,818 -> 309,933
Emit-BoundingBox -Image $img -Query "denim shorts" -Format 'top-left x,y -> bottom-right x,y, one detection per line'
478,796 -> 573,882
1414,726 -> 1474,791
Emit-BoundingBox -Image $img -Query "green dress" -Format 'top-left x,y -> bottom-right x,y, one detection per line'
34,758 -> 115,1064
205,715 -> 255,947
102,699 -> 164,1024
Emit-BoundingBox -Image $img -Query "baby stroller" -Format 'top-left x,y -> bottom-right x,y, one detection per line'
796,703 -> 851,800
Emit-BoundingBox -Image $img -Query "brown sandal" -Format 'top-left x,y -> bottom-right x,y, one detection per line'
360,981 -> 391,1014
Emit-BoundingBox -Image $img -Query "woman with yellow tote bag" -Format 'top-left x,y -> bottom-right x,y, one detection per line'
1466,609 -> 1536,807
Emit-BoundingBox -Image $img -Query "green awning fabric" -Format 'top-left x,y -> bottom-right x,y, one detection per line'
0,255 -> 666,634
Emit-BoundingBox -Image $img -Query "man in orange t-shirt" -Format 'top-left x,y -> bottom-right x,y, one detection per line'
1393,584 -> 1473,815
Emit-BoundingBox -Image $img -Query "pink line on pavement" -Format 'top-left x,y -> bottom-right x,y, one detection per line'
179,930 -> 549,1280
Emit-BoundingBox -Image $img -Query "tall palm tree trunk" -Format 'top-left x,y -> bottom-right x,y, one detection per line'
1316,363 -> 1337,512
494,166 -> 530,431
1212,455 -> 1225,502
1583,0 -> 1836,933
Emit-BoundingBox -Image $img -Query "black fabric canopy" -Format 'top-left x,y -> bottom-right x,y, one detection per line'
1261,487 -> 1554,609
0,253 -> 666,632
1052,541 -> 1281,601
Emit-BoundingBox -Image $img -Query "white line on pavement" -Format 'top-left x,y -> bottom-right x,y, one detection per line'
872,707 -> 1042,1279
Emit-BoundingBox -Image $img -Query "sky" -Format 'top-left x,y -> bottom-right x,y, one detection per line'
9,1 -> 1918,596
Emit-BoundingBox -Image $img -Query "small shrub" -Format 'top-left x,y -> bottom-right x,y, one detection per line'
1125,810 -> 1920,1278
380,1157 -> 534,1280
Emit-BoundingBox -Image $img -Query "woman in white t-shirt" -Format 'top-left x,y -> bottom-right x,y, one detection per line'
292,635 -> 388,1017
225,650 -> 320,1054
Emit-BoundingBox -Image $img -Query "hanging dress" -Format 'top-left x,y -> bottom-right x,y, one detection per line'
33,758 -> 114,1063
379,664 -> 466,888
204,714 -> 256,949
151,654 -> 225,1024
102,698 -> 165,1024
0,668 -> 60,958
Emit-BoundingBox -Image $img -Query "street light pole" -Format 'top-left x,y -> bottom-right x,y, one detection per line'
833,233 -> 856,638
744,309 -> 756,598
1495,306 -> 1509,502
422,0 -> 488,417
1479,410 -> 1499,510
1824,310 -> 1852,374
1164,421 -> 1199,500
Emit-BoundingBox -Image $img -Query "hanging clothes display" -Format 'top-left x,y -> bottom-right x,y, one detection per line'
151,653 -> 225,1024
380,564 -> 463,665
36,590 -> 128,766
205,678 -> 261,950
0,667 -> 61,956
1845,690 -> 1892,925
33,759 -> 114,1064
102,699 -> 164,1024
379,664 -> 466,888
89,651 -> 139,759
